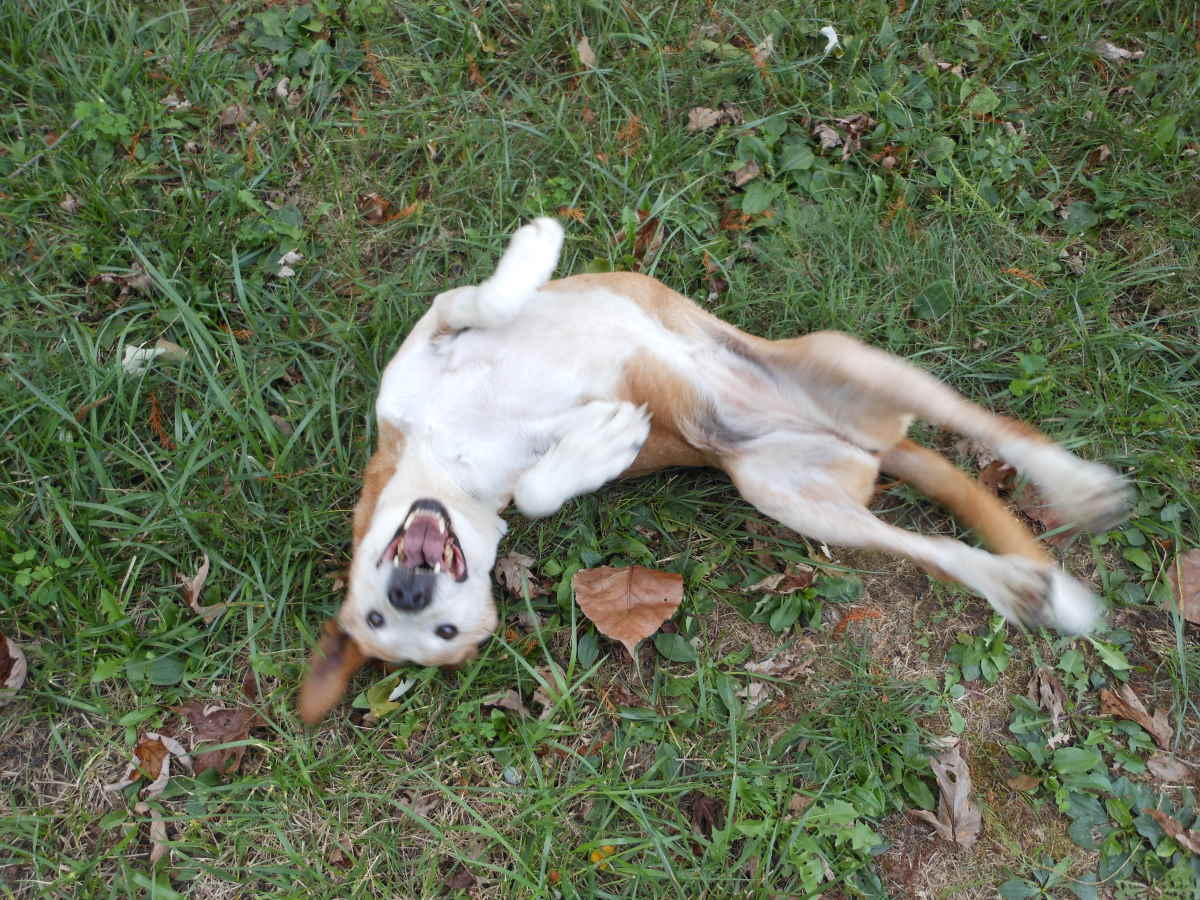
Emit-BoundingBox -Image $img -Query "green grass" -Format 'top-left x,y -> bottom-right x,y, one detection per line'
2,0 -> 1198,896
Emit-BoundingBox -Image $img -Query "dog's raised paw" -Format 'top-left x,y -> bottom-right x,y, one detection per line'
489,217 -> 564,296
983,555 -> 1103,635
514,401 -> 650,519
1040,460 -> 1131,533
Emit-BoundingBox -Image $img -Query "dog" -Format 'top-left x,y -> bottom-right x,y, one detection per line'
298,217 -> 1129,724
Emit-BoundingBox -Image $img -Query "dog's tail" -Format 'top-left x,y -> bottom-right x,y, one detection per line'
880,439 -> 1050,564
437,218 -> 564,331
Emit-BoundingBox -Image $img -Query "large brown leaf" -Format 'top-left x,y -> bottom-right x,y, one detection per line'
908,737 -> 982,849
1099,684 -> 1173,750
572,565 -> 683,658
1142,809 -> 1200,855
175,699 -> 263,776
0,634 -> 28,705
1028,667 -> 1071,749
1166,548 -> 1200,625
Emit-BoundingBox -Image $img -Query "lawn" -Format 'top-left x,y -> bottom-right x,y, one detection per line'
2,0 -> 1198,896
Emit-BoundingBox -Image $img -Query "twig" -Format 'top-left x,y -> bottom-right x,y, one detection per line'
7,119 -> 82,179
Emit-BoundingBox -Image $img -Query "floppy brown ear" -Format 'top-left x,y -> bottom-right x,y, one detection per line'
298,618 -> 368,725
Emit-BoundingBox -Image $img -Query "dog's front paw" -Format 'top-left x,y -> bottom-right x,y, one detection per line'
514,401 -> 650,518
489,217 -> 564,297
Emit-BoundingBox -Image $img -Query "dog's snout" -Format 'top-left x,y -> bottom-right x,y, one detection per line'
388,567 -> 436,612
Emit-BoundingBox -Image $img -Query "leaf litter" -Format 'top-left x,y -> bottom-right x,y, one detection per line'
908,737 -> 983,849
1099,683 -> 1173,750
1165,547 -> 1200,624
179,554 -> 226,625
1028,667 -> 1072,749
572,565 -> 683,659
0,634 -> 28,705
494,552 -> 548,599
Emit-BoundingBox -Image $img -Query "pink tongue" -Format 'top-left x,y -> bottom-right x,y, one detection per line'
402,518 -> 445,568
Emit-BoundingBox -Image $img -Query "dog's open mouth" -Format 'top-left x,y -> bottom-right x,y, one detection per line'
381,499 -> 468,582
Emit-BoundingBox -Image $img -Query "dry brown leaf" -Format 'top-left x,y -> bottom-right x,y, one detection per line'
174,698 -> 263,776
954,437 -> 999,470
908,737 -> 982,849
977,460 -> 1015,494
1006,773 -> 1041,792
0,635 -> 28,706
687,107 -> 723,132
328,835 -> 355,870
59,193 -> 81,214
813,123 -> 841,150
494,552 -> 547,599
577,34 -> 597,68
358,192 -> 390,224
1028,667 -> 1071,748
572,565 -> 684,658
134,800 -> 169,864
444,862 -> 477,891
732,160 -> 760,187
481,688 -> 530,718
1147,753 -> 1193,784
747,564 -> 815,597
180,554 -> 226,625
789,792 -> 813,816
218,104 -> 248,127
104,733 -> 193,795
1166,548 -> 1200,624
1142,809 -> 1200,855
745,639 -> 816,679
1093,39 -> 1144,62
736,680 -> 775,715
684,791 -> 724,838
1100,684 -> 1173,750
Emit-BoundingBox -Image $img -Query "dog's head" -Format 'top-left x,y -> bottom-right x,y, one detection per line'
299,426 -> 506,723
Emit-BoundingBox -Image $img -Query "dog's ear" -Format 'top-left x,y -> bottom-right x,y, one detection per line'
298,618 -> 367,725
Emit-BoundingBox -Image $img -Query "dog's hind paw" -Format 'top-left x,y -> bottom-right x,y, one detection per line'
1040,462 -> 1132,534
983,556 -> 1104,636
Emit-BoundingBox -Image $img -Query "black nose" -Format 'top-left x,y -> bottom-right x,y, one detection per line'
388,566 -> 436,612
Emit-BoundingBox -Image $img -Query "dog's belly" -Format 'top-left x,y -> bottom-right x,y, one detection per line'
377,288 -> 692,497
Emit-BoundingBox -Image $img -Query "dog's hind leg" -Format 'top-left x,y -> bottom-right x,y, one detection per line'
438,218 -> 565,331
773,332 -> 1131,535
513,401 -> 651,518
726,444 -> 1103,634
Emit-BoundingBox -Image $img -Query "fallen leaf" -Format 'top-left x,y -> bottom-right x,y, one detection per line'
736,680 -> 776,715
494,552 -> 547,599
0,635 -> 28,705
577,34 -> 597,68
813,123 -> 841,150
1166,548 -> 1200,624
747,564 -> 815,596
572,565 -> 684,658
104,733 -> 193,795
1100,684 -> 1173,750
750,34 -> 774,68
935,60 -> 966,77
745,639 -> 816,679
687,107 -> 723,132
908,737 -> 983,849
1147,753 -> 1193,784
134,800 -> 169,864
444,862 -> 476,891
615,114 -> 644,157
1088,144 -> 1112,168
1006,773 -> 1041,792
732,160 -> 760,187
684,791 -> 724,838
159,93 -> 190,112
274,77 -> 291,100
978,459 -> 1015,494
954,437 -> 999,470
59,193 -> 81,214
179,554 -> 226,625
1093,39 -> 1144,62
218,104 -> 248,127
557,205 -> 586,223
1141,809 -> 1200,855
174,697 -> 263,776
328,835 -> 354,870
481,688 -> 530,718
1028,668 -> 1071,749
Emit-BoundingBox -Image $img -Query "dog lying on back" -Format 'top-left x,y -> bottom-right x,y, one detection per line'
298,218 -> 1129,723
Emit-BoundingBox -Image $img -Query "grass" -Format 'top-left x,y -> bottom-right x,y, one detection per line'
2,0 -> 1198,896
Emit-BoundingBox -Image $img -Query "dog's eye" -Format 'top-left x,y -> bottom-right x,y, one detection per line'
367,610 -> 385,629
435,624 -> 458,641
